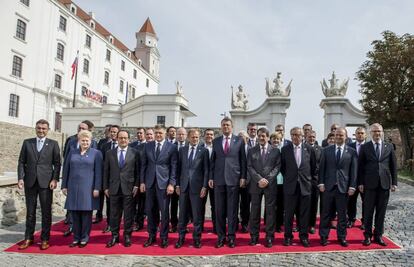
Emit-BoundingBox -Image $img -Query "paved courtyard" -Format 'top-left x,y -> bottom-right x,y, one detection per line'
0,182 -> 413,267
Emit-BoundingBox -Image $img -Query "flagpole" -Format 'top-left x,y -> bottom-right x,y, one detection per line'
72,51 -> 79,107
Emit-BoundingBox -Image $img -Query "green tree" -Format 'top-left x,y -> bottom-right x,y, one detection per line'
356,31 -> 414,165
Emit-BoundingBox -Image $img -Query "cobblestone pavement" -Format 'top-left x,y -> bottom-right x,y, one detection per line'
0,182 -> 413,267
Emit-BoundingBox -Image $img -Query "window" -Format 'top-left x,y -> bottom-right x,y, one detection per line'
83,59 -> 89,74
157,116 -> 165,126
9,94 -> 19,117
121,60 -> 125,71
106,49 -> 111,61
90,21 -> 95,28
20,0 -> 29,6
133,69 -> 137,79
12,55 -> 23,78
131,87 -> 136,99
104,71 -> 109,85
56,43 -> 64,60
59,16 -> 67,31
119,80 -> 124,93
54,74 -> 62,89
16,19 -> 26,40
81,86 -> 87,95
85,34 -> 91,48
146,78 -> 149,88
102,96 -> 108,104
71,6 -> 76,13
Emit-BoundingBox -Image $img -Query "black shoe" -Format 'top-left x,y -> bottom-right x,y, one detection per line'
275,226 -> 282,233
347,220 -> 355,228
283,237 -> 292,246
249,237 -> 258,246
143,236 -> 156,247
227,239 -> 235,248
175,237 -> 184,248
160,239 -> 168,248
124,235 -> 131,247
265,238 -> 273,248
240,224 -> 248,233
309,227 -> 315,234
102,225 -> 111,233
79,241 -> 88,248
339,239 -> 348,247
93,217 -> 102,224
63,228 -> 72,237
362,237 -> 371,246
69,241 -> 79,248
193,239 -> 201,248
106,236 -> 119,248
169,225 -> 177,233
320,237 -> 328,246
374,237 -> 387,246
215,238 -> 225,248
301,238 -> 310,247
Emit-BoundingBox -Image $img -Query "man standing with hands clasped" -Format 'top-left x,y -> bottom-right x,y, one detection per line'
318,127 -> 357,247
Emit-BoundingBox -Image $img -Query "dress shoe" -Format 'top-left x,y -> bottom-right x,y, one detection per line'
309,227 -> 315,234
265,238 -> 273,248
283,237 -> 292,246
362,237 -> 371,246
124,235 -> 132,247
227,239 -> 235,248
63,228 -> 73,237
240,224 -> 248,233
215,238 -> 225,248
79,241 -> 88,248
338,239 -> 348,247
160,239 -> 169,248
275,226 -> 282,233
249,237 -> 258,246
18,239 -> 33,250
69,241 -> 79,248
175,237 -> 184,248
169,225 -> 177,233
320,237 -> 328,246
143,236 -> 156,247
193,239 -> 202,248
93,217 -> 102,224
374,237 -> 387,246
102,225 -> 111,233
106,236 -> 119,248
40,240 -> 50,250
301,238 -> 310,247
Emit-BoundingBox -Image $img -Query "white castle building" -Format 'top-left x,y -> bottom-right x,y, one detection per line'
0,0 -> 193,133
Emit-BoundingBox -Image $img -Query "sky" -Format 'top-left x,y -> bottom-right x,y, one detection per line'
76,0 -> 414,139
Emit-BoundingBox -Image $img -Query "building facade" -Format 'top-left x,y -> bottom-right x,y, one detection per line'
0,0 -> 160,131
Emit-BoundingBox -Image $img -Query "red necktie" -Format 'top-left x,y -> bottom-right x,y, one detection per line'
224,137 -> 230,154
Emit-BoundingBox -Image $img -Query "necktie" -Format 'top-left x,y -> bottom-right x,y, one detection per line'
336,147 -> 341,165
261,145 -> 266,161
375,142 -> 380,159
250,139 -> 254,147
112,141 -> 116,149
224,137 -> 230,154
37,139 -> 43,152
119,149 -> 125,168
356,143 -> 360,156
188,146 -> 195,167
295,146 -> 301,167
156,142 -> 161,159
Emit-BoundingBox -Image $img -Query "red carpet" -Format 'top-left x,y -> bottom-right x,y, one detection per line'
5,219 -> 400,256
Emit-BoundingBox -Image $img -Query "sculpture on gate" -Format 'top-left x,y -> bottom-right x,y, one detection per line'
321,71 -> 349,97
231,85 -> 248,110
265,72 -> 292,97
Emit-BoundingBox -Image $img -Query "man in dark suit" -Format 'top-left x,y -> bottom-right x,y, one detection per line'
175,129 -> 209,248
97,124 -> 112,151
347,127 -> 367,229
358,123 -> 397,246
318,127 -> 358,247
140,125 -> 178,248
208,117 -> 247,248
201,128 -> 216,233
104,130 -> 140,247
17,119 -> 61,250
247,127 -> 281,248
281,127 -> 317,247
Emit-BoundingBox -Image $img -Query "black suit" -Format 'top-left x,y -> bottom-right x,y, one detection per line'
247,144 -> 281,239
18,138 -> 61,241
318,145 -> 357,239
177,144 -> 209,240
281,142 -> 316,240
358,141 -> 397,238
347,141 -> 365,224
103,147 -> 140,237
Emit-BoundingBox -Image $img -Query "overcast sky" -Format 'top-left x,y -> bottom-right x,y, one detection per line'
76,0 -> 414,138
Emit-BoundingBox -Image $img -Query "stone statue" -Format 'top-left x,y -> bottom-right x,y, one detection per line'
265,72 -> 292,97
321,71 -> 349,97
175,81 -> 184,96
231,85 -> 248,110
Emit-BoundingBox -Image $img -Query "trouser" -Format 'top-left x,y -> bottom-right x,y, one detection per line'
319,187 -> 348,239
363,187 -> 389,238
71,210 -> 92,243
284,183 -> 310,240
215,185 -> 239,240
109,188 -> 134,237
249,188 -> 276,239
146,183 -> 170,239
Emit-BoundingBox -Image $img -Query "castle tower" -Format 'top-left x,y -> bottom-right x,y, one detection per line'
135,18 -> 160,79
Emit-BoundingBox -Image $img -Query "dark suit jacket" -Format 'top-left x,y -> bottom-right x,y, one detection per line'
318,145 -> 358,194
103,147 -> 140,195
177,144 -> 209,193
281,142 -> 317,196
357,141 -> 397,190
210,134 -> 247,186
18,138 -> 61,188
98,137 -> 111,151
101,140 -> 116,160
140,140 -> 178,189
247,145 -> 281,194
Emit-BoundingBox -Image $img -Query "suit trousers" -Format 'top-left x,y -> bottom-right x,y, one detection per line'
215,185 -> 239,240
363,187 -> 389,238
97,191 -> 110,225
24,181 -> 53,241
178,189 -> 203,240
71,210 -> 92,243
201,187 -> 216,231
109,187 -> 134,237
275,184 -> 284,229
319,186 -> 348,239
146,182 -> 170,239
309,184 -> 320,227
284,182 -> 310,240
347,188 -> 364,223
238,187 -> 251,227
249,188 -> 276,239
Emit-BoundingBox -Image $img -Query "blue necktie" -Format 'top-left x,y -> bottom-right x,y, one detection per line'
155,142 -> 161,159
336,147 -> 341,166
119,150 -> 125,168
375,142 -> 380,159
188,146 -> 195,167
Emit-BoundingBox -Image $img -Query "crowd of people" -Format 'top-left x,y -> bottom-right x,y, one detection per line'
16,118 -> 397,250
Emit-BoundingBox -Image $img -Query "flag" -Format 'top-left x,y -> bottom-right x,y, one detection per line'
125,82 -> 129,104
71,51 -> 79,80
